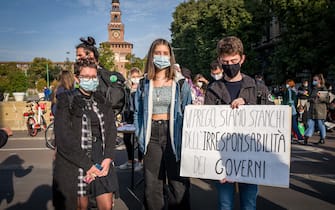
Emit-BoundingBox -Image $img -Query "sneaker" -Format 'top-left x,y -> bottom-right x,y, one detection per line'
134,162 -> 143,172
118,162 -> 132,170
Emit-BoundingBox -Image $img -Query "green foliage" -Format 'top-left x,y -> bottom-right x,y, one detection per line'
170,0 -> 335,85
36,78 -> 47,92
171,0 -> 255,77
27,57 -> 55,88
0,77 -> 9,93
99,42 -> 115,70
125,54 -> 146,73
269,0 -> 335,81
0,63 -> 24,93
7,70 -> 29,93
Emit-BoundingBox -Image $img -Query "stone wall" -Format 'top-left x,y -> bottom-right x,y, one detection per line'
0,101 -> 52,130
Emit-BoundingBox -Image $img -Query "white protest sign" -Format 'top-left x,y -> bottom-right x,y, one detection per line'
180,105 -> 291,188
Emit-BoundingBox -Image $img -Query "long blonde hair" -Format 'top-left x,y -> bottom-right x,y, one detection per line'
51,70 -> 75,104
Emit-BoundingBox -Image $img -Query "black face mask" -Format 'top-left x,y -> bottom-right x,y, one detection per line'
222,63 -> 240,78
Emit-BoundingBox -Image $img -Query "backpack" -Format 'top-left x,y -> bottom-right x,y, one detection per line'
98,67 -> 128,116
255,80 -> 274,105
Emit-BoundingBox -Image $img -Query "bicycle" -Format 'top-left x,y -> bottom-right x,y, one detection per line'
45,121 -> 55,150
23,98 -> 48,137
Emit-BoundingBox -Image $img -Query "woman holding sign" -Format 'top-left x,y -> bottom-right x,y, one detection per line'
205,36 -> 268,210
134,38 -> 192,210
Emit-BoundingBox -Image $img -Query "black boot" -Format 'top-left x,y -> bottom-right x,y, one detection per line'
318,139 -> 325,144
304,136 -> 309,145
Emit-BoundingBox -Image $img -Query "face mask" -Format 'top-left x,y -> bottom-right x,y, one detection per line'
131,78 -> 140,84
211,72 -> 223,80
286,84 -> 290,88
222,63 -> 240,78
153,55 -> 171,69
79,78 -> 99,92
312,80 -> 318,86
196,82 -> 203,88
303,83 -> 308,87
299,111 -> 304,115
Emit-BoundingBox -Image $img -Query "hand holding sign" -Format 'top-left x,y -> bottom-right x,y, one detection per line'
180,105 -> 291,188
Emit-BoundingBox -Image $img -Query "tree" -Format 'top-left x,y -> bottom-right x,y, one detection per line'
98,42 -> 115,71
27,58 -> 55,88
8,70 -> 29,93
170,0 -> 335,85
171,0 -> 255,77
125,54 -> 146,73
0,63 -> 22,93
268,0 -> 335,81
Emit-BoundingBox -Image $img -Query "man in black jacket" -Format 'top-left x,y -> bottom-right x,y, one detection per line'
205,36 -> 264,210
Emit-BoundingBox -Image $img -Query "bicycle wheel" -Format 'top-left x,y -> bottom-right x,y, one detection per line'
27,117 -> 38,137
45,122 -> 55,150
41,116 -> 47,130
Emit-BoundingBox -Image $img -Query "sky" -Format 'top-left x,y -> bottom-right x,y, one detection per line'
0,0 -> 184,62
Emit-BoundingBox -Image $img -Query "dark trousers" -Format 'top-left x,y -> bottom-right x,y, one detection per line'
144,120 -> 190,210
124,133 -> 143,161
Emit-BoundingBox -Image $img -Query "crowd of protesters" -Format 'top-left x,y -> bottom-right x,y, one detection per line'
2,35 -> 333,210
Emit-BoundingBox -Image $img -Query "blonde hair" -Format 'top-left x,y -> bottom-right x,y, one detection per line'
127,67 -> 142,79
314,73 -> 326,87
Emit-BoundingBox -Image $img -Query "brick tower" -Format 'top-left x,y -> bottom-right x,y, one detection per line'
107,0 -> 133,76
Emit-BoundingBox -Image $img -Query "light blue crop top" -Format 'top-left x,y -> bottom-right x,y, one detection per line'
152,86 -> 172,114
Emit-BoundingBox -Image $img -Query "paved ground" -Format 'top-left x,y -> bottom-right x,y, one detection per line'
0,129 -> 334,210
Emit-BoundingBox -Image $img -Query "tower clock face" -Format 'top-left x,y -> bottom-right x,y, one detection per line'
113,31 -> 120,38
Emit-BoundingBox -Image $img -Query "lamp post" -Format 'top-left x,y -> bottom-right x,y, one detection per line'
46,62 -> 49,88
66,51 -> 70,62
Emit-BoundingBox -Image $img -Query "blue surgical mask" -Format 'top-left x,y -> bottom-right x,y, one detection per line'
312,80 -> 318,86
153,55 -> 171,69
79,78 -> 99,92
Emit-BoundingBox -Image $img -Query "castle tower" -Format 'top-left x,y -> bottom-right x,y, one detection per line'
107,0 -> 133,76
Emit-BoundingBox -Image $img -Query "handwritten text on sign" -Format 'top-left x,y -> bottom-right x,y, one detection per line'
180,105 -> 291,188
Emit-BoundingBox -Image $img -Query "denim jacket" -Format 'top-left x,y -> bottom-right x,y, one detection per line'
134,78 -> 192,161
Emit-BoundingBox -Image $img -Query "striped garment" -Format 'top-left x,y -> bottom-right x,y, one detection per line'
77,97 -> 106,196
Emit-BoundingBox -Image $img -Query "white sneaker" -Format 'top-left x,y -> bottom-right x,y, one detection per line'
118,162 -> 132,170
134,162 -> 143,172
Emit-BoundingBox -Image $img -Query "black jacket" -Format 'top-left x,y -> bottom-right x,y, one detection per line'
53,90 -> 117,209
205,74 -> 258,105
